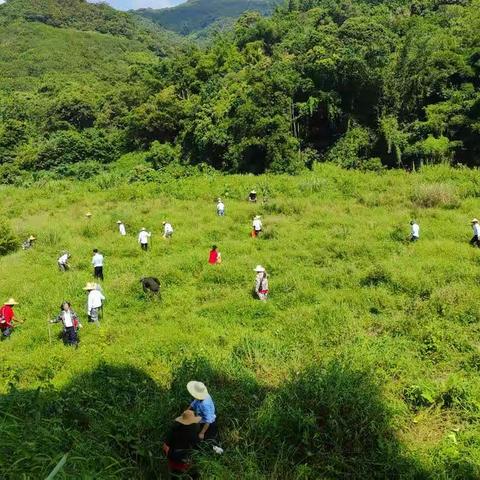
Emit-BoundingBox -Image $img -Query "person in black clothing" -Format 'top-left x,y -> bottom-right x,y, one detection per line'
163,410 -> 201,478
140,277 -> 161,295
248,190 -> 257,202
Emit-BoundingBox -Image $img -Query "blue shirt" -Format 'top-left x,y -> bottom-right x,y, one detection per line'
190,395 -> 216,424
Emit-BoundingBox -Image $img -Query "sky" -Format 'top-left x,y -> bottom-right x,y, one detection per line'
88,0 -> 186,10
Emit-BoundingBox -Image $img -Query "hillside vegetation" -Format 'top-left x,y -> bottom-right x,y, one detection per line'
136,0 -> 282,35
0,164 -> 480,478
0,0 -> 479,180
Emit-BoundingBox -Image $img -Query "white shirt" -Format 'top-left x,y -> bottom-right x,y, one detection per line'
164,223 -> 173,234
217,202 -> 225,212
119,223 -> 126,236
411,223 -> 420,238
138,231 -> 151,244
474,224 -> 480,236
87,290 -> 105,313
92,253 -> 104,267
252,219 -> 262,231
63,310 -> 73,328
58,254 -> 69,265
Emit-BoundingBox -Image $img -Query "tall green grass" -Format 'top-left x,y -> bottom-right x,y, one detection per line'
0,163 -> 479,478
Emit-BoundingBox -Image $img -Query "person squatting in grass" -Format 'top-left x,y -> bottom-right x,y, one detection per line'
50,302 -> 81,347
248,190 -> 257,203
208,245 -> 222,265
84,282 -> 105,325
471,218 -> 480,247
22,235 -> 36,250
58,252 -> 71,272
92,248 -> 104,281
140,277 -> 161,295
138,227 -> 151,251
254,265 -> 269,301
187,381 -> 218,442
0,298 -> 19,340
163,221 -> 174,239
410,220 -> 420,242
252,215 -> 262,237
216,198 -> 225,216
163,410 -> 202,479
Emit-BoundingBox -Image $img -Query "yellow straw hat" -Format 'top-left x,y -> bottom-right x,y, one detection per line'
83,282 -> 96,291
4,298 -> 19,305
176,410 -> 202,426
28,235 -> 36,241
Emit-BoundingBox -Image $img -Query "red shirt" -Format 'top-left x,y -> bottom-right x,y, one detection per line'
208,250 -> 218,264
0,305 -> 14,327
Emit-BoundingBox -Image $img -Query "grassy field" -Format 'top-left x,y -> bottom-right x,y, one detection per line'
1,163 -> 480,479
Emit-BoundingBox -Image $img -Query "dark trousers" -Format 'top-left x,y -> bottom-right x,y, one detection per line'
1,327 -> 12,340
141,243 -> 148,251
203,420 -> 218,441
63,326 -> 78,346
470,235 -> 479,247
94,266 -> 104,280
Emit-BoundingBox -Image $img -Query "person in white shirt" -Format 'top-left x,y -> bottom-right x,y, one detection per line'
92,249 -> 104,281
117,220 -> 127,236
163,221 -> 174,239
84,282 -> 105,325
471,218 -> 480,247
138,228 -> 152,251
58,252 -> 71,272
216,198 -> 225,216
50,301 -> 81,347
410,220 -> 420,242
252,216 -> 263,237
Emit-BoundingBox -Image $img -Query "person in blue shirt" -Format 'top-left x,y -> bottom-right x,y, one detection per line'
187,381 -> 218,441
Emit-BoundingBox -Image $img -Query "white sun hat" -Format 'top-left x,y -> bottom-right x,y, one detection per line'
254,265 -> 266,272
187,381 -> 209,400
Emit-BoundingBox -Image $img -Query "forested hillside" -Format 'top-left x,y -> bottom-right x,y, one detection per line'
136,0 -> 282,35
0,0 -> 479,182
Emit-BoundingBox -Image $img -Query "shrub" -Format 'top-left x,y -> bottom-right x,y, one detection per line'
412,184 -> 460,209
0,222 -> 18,256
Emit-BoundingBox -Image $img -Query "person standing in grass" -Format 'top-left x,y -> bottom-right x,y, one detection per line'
138,228 -> 151,251
187,381 -> 218,441
410,220 -> 420,242
163,410 -> 201,478
254,265 -> 269,301
216,198 -> 225,216
92,249 -> 104,281
84,282 -> 105,325
0,298 -> 19,340
252,216 -> 263,237
208,245 -> 222,264
471,219 -> 480,247
50,302 -> 81,347
163,221 -> 174,239
58,252 -> 71,272
117,220 -> 126,236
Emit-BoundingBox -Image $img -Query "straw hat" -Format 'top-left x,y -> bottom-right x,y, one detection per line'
83,282 -> 96,291
251,190 -> 256,194
141,227 -> 146,231
85,212 -> 92,217
176,410 -> 201,426
472,218 -> 479,223
187,381 -> 209,400
28,235 -> 36,241
254,265 -> 266,273
254,215 -> 261,220
117,220 -> 122,224
162,221 -> 166,225
4,298 -> 18,305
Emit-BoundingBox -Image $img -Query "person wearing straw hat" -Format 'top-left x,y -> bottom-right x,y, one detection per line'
254,265 -> 269,301
83,282 -> 105,325
163,221 -> 174,239
252,215 -> 263,237
248,190 -> 257,203
471,219 -> 480,247
50,301 -> 81,347
138,228 -> 152,251
163,410 -> 201,477
117,220 -> 126,236
22,235 -> 36,250
85,212 -> 92,219
0,298 -> 19,340
187,381 -> 218,441
216,198 -> 225,216
410,220 -> 420,242
58,252 -> 71,272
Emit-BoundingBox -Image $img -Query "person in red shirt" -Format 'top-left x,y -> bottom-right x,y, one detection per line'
0,298 -> 18,340
208,245 -> 222,265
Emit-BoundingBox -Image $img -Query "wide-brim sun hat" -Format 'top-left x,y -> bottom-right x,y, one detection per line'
187,381 -> 209,400
472,218 -> 479,223
4,298 -> 18,305
254,265 -> 266,272
117,220 -> 122,224
254,215 -> 261,219
83,282 -> 96,291
176,410 -> 202,426
28,235 -> 36,240
86,212 -> 92,217
141,227 -> 146,231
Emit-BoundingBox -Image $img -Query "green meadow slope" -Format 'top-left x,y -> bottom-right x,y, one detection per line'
0,163 -> 479,478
